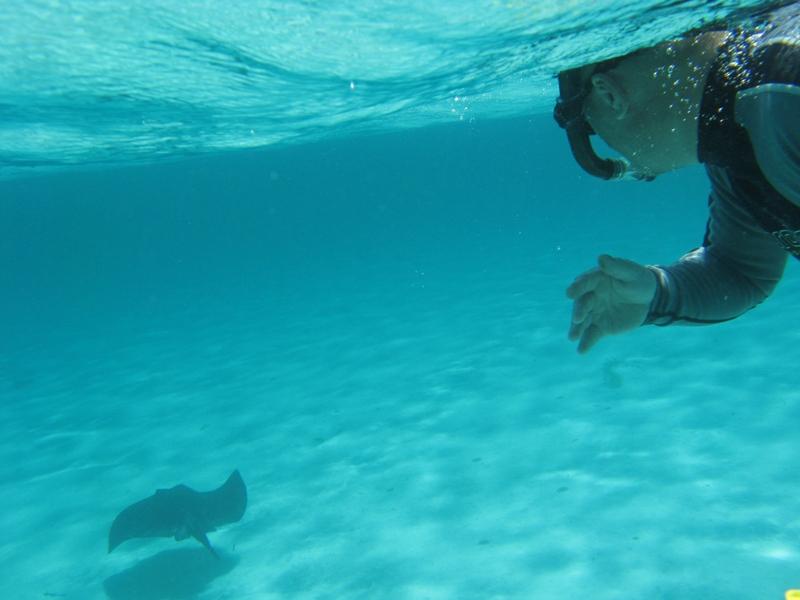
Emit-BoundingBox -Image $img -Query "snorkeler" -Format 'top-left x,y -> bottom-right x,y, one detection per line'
554,2 -> 800,353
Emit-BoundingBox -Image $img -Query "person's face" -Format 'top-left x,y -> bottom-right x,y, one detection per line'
583,72 -> 676,177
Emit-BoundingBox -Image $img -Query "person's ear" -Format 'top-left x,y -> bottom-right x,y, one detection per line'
590,73 -> 629,119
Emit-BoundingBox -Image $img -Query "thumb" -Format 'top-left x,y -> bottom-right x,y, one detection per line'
597,254 -> 646,282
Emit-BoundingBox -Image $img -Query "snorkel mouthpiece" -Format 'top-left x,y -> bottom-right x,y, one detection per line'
554,67 -> 654,182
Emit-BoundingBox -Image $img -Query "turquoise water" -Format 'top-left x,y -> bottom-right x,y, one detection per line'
2,2 -> 799,600
0,0 -> 778,177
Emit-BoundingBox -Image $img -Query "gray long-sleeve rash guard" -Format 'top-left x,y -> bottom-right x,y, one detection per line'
645,84 -> 800,326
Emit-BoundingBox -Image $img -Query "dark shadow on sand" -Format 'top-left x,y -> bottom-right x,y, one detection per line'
103,547 -> 238,600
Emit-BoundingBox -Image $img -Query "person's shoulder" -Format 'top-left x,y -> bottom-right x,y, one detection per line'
736,21 -> 800,137
754,39 -> 800,86
735,83 -> 800,204
752,3 -> 800,86
736,81 -> 800,117
725,7 -> 800,204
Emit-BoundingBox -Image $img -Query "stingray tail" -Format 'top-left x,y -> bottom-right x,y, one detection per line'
193,531 -> 219,559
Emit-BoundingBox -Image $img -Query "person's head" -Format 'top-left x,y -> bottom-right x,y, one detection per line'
554,31 -> 726,181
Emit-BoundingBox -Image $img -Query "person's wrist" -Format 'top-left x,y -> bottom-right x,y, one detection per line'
643,266 -> 670,325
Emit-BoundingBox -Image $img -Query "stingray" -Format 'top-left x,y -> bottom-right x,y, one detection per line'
108,469 -> 247,558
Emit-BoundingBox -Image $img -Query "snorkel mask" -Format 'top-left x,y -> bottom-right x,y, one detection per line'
554,63 -> 655,182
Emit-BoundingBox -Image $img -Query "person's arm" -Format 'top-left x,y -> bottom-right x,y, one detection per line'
646,81 -> 800,326
645,166 -> 788,326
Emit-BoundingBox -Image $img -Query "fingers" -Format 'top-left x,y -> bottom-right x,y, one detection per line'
577,323 -> 603,354
567,255 -> 651,354
566,267 -> 603,300
568,315 -> 584,342
566,257 -> 617,354
598,254 -> 645,282
568,289 -> 595,344
568,304 -> 604,353
566,268 -> 602,348
571,290 -> 594,326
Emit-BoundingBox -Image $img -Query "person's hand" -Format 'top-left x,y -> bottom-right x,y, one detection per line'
566,254 -> 657,353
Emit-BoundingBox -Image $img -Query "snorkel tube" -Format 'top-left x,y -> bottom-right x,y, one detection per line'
554,67 -> 654,182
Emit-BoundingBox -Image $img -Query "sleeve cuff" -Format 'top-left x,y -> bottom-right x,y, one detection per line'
643,266 -> 674,326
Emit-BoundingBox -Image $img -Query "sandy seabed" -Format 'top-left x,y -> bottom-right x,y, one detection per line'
1,257 -> 798,600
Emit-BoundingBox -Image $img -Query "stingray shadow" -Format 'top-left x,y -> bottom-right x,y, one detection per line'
103,547 -> 238,600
